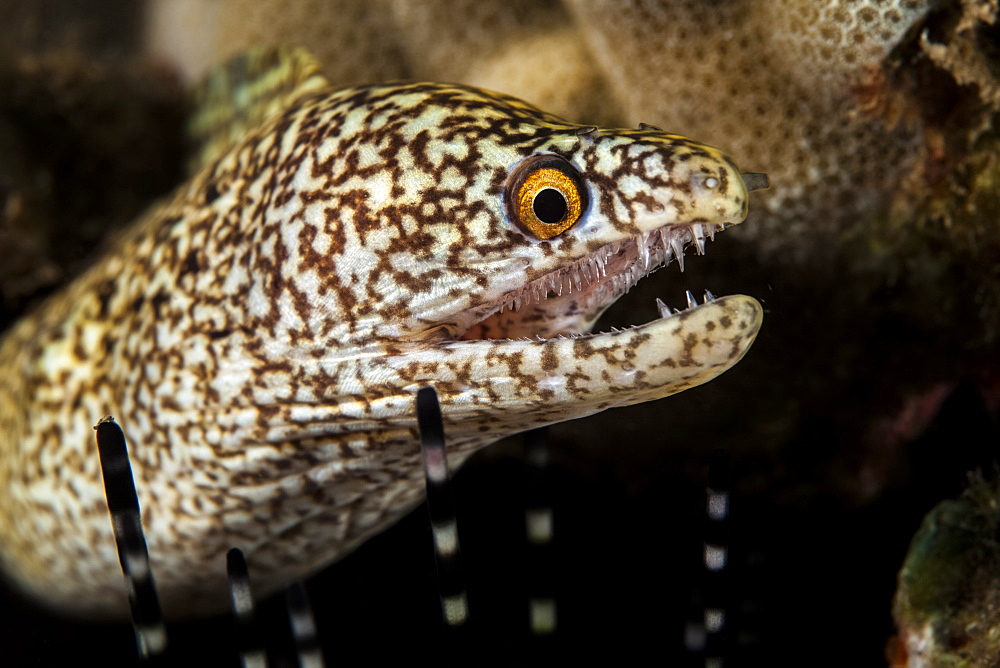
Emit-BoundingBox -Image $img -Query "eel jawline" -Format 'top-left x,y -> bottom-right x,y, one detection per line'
399,294 -> 763,415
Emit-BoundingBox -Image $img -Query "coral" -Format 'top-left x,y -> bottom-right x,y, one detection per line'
894,472 -> 1000,665
564,0 -> 936,260
147,0 -> 409,88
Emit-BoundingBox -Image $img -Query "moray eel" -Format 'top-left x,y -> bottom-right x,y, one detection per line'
0,48 -> 766,618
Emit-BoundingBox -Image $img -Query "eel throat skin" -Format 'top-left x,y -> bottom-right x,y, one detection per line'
0,76 -> 763,618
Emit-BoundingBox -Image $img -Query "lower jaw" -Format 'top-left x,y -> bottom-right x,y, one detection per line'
420,294 -> 764,406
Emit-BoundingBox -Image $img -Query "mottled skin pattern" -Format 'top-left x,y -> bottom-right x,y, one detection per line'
0,78 -> 762,618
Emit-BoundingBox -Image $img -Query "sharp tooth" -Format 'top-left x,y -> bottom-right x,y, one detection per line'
514,294 -> 522,312
660,232 -> 672,260
686,290 -> 697,309
670,237 -> 685,272
704,289 -> 716,302
657,230 -> 670,264
638,232 -> 650,271
572,268 -> 583,291
656,297 -> 671,318
692,224 -> 706,255
708,225 -> 717,242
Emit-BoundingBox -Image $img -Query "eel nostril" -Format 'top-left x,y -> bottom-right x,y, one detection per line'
742,172 -> 770,192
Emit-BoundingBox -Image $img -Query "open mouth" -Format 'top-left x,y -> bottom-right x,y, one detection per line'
455,220 -> 735,343
448,171 -> 769,344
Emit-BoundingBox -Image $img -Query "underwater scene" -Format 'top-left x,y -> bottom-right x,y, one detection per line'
0,1 -> 998,665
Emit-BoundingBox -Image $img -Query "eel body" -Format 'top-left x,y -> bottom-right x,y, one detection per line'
0,50 -> 764,617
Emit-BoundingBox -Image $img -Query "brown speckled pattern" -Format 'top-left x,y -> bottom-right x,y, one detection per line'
0,80 -> 761,618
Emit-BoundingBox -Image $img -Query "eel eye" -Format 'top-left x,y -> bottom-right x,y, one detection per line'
505,155 -> 587,240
